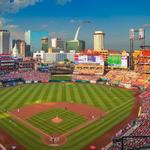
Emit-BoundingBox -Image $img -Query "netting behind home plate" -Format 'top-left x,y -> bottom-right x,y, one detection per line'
112,136 -> 150,150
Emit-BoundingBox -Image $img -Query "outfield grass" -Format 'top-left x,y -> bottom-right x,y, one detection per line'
28,108 -> 87,134
0,83 -> 135,150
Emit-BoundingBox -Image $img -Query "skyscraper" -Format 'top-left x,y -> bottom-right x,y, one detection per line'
66,40 -> 85,52
0,30 -> 10,54
12,39 -> 26,57
24,30 -> 31,45
94,31 -> 105,50
51,38 -> 64,51
24,30 -> 49,55
41,37 -> 48,52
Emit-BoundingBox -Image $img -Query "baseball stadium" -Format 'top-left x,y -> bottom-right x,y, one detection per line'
0,48 -> 150,150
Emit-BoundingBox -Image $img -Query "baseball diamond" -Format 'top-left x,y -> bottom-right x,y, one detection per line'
0,83 -> 135,150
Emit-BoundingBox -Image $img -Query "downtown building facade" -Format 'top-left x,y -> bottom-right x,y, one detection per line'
66,40 -> 85,52
25,30 -> 49,55
0,30 -> 10,54
33,51 -> 75,63
12,39 -> 26,57
93,31 -> 105,50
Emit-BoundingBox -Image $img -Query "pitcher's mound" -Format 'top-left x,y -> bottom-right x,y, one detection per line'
51,116 -> 63,124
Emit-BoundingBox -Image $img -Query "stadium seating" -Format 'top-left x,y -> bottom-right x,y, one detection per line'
108,86 -> 150,149
72,75 -> 100,82
74,64 -> 104,75
104,70 -> 150,88
0,71 -> 50,83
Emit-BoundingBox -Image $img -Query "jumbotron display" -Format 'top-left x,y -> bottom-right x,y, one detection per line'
74,54 -> 104,65
108,55 -> 128,68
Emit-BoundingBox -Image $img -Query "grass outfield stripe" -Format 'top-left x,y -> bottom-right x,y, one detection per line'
48,84 -> 59,102
36,84 -> 49,101
7,84 -> 42,110
68,85 -> 76,102
41,84 -> 53,101
61,84 -> 67,102
76,84 -> 91,104
65,84 -> 72,102
0,86 -> 19,98
111,88 -> 131,103
90,84 -> 110,110
2,84 -> 37,110
28,84 -> 45,103
0,87 -> 18,102
103,87 -> 123,105
56,84 -> 62,102
71,84 -> 82,104
47,83 -> 58,101
84,84 -> 105,107
4,85 -> 39,110
77,84 -> 93,106
46,84 -> 56,101
98,86 -> 117,109
53,84 -> 61,102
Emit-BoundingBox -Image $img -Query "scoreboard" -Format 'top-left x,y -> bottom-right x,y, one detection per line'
108,55 -> 128,68
74,55 -> 104,65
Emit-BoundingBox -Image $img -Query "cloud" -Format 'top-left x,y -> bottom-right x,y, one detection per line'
0,17 -> 23,40
6,24 -> 19,28
0,0 -> 42,13
41,24 -> 49,28
0,17 -> 15,28
56,0 -> 72,5
69,19 -> 82,24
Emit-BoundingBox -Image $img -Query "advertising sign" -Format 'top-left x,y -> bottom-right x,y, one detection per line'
74,55 -> 104,65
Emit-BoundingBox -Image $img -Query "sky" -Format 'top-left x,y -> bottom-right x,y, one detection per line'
0,0 -> 150,50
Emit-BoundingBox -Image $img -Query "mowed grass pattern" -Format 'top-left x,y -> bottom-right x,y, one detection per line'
0,83 -> 135,150
28,108 -> 87,134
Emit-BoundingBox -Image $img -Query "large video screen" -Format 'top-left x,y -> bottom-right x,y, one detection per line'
74,55 -> 104,65
108,55 -> 128,68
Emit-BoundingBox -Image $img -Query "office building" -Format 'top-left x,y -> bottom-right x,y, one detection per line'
66,40 -> 85,52
0,30 -> 10,54
41,37 -> 48,52
12,43 -> 19,57
33,51 -> 75,63
51,38 -> 65,51
12,39 -> 26,58
24,30 -> 49,55
94,31 -> 105,50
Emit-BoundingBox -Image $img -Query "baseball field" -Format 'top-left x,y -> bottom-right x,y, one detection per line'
0,83 -> 135,150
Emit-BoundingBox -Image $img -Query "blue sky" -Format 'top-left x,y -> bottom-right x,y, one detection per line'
1,0 -> 150,50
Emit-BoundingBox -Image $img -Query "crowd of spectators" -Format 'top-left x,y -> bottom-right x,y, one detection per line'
108,86 -> 150,150
72,75 -> 100,82
104,70 -> 150,89
74,64 -> 104,75
0,71 -> 50,83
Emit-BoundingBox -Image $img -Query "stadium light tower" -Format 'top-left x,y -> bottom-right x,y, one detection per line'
129,28 -> 145,70
140,24 -> 150,49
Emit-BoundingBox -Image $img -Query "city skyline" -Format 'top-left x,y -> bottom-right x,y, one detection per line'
0,0 -> 150,50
